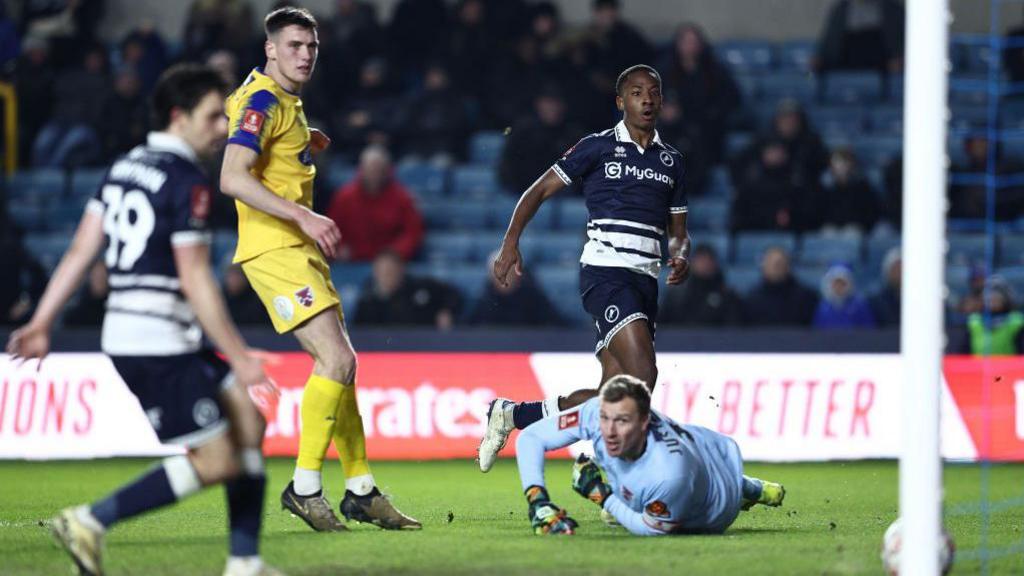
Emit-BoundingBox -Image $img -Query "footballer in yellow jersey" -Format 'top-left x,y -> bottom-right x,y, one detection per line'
219,6 -> 420,533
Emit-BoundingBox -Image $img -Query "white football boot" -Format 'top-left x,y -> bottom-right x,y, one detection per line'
478,398 -> 516,472
49,506 -> 105,576
223,557 -> 286,576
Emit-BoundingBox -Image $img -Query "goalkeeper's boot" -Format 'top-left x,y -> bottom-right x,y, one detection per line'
223,557 -> 286,576
49,506 -> 104,576
340,487 -> 422,530
478,398 -> 515,472
280,482 -> 348,532
741,479 -> 786,511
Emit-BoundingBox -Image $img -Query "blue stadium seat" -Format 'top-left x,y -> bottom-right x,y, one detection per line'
442,201 -> 493,231
324,158 -> 356,191
793,264 -> 828,291
519,232 -> 585,265
1001,133 -> 1024,162
48,196 -> 91,232
955,40 -> 996,74
733,73 -> 760,101
212,231 -> 238,267
468,131 -> 506,166
734,232 -> 797,266
798,234 -> 862,266
706,167 -> 732,199
996,266 -> 1024,298
556,198 -> 589,230
490,196 -> 555,230
1000,234 -> 1024,267
24,232 -> 71,271
805,106 -> 866,138
687,198 -> 729,232
693,232 -> 730,263
427,263 -> 490,301
451,166 -> 499,198
329,262 -> 373,291
885,74 -> 903,103
397,162 -> 448,199
725,132 -> 753,159
419,200 -> 449,230
8,204 -> 44,231
947,233 -> 992,266
865,235 -> 901,272
534,264 -> 588,326
758,73 -> 816,104
718,40 -> 774,72
854,135 -> 903,168
726,265 -> 761,295
868,106 -> 904,135
777,40 -> 815,72
7,169 -> 65,205
821,72 -> 883,104
949,105 -> 988,132
423,232 -> 484,263
70,168 -> 107,198
945,265 -> 971,299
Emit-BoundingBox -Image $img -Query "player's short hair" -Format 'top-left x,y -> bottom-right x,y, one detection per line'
600,374 -> 651,418
615,64 -> 661,96
151,64 -> 228,130
265,6 -> 318,37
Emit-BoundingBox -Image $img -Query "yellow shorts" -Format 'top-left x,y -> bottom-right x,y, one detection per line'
241,243 -> 342,333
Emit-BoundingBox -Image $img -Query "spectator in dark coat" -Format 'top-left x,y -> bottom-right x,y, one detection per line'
222,263 -> 267,326
657,23 -> 740,168
13,35 -> 55,168
868,247 -> 901,327
767,99 -> 830,189
813,262 -> 876,329
119,23 -> 168,95
731,139 -> 812,232
446,0 -> 494,104
388,0 -> 448,78
63,261 -> 108,327
327,145 -> 424,262
319,0 -> 384,107
32,44 -> 109,167
0,220 -> 47,326
815,0 -> 905,73
660,245 -> 742,326
355,251 -> 462,330
818,148 -> 880,233
948,136 -> 1024,221
182,0 -> 253,63
880,156 -> 902,230
396,64 -> 470,164
582,0 -> 654,95
499,86 -> 581,193
742,247 -> 818,326
333,58 -> 400,161
100,68 -> 148,158
468,262 -> 563,326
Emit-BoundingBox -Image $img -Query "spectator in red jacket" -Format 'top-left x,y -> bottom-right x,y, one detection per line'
326,144 -> 425,261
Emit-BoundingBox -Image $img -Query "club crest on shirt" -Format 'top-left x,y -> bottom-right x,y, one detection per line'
240,109 -> 265,135
558,410 -> 580,429
190,185 -> 210,225
294,286 -> 315,308
645,500 -> 670,518
659,150 -> 674,167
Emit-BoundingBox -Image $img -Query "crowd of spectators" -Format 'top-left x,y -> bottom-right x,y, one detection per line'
1,0 -> 1021,352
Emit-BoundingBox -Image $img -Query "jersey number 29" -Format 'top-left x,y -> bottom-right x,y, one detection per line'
102,184 -> 155,271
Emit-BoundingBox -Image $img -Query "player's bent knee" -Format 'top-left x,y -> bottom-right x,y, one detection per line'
189,436 -> 241,485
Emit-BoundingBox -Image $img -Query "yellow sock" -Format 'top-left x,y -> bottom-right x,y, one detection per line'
296,374 -> 344,472
332,382 -> 371,478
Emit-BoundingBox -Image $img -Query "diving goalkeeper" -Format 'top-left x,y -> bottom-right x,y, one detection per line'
515,375 -> 786,536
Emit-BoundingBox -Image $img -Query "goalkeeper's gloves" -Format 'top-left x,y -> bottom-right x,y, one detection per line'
572,454 -> 612,507
525,485 -> 578,535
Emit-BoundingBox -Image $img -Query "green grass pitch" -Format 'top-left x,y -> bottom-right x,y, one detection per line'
0,459 -> 1021,575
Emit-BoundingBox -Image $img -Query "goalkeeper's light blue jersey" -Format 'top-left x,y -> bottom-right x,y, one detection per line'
516,397 -> 745,535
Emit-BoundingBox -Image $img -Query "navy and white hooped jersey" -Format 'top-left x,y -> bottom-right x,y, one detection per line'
84,132 -> 213,356
551,121 -> 686,278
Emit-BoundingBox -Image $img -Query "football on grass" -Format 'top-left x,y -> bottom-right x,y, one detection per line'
880,518 -> 954,575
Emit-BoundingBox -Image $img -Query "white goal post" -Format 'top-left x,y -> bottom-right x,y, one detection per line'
900,0 -> 948,573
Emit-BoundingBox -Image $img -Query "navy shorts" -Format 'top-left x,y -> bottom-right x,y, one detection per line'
580,265 -> 658,353
110,349 -> 232,446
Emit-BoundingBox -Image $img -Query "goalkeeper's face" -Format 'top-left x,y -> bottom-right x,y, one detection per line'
599,397 -> 650,460
267,25 -> 319,86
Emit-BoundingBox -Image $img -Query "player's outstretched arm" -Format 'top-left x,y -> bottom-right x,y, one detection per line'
6,210 -> 105,362
173,242 -> 272,392
493,168 -> 565,287
220,143 -> 340,258
666,212 -> 691,286
514,410 -> 585,492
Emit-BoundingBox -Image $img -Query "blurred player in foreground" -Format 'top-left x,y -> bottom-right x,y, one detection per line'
480,64 -> 690,470
516,375 -> 785,536
6,64 -> 281,576
219,7 -> 418,531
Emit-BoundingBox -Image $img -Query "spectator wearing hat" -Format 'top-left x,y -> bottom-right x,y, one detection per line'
813,262 -> 876,329
958,276 -> 1024,356
867,247 -> 901,327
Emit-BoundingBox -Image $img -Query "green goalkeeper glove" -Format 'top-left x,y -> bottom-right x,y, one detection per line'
525,486 -> 578,535
572,454 -> 611,507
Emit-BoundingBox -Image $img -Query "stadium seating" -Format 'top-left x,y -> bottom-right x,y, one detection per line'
867,106 -> 904,135
777,40 -> 815,73
451,165 -> 499,199
718,40 -> 774,72
396,162 -> 448,199
687,198 -> 730,232
468,131 -> 506,166
947,233 -> 993,266
519,232 -> 585,265
725,265 -> 761,295
798,234 -> 862,266
758,72 -> 816,104
556,198 -> 589,230
324,158 -> 356,191
24,232 -> 71,271
999,234 -> 1024,267
694,232 -> 731,263
534,264 -> 588,326
820,71 -> 884,104
734,232 -> 797,266
70,168 -> 106,199
864,235 -> 902,272
423,231 -> 486,264
806,106 -> 866,138
7,169 -> 64,207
